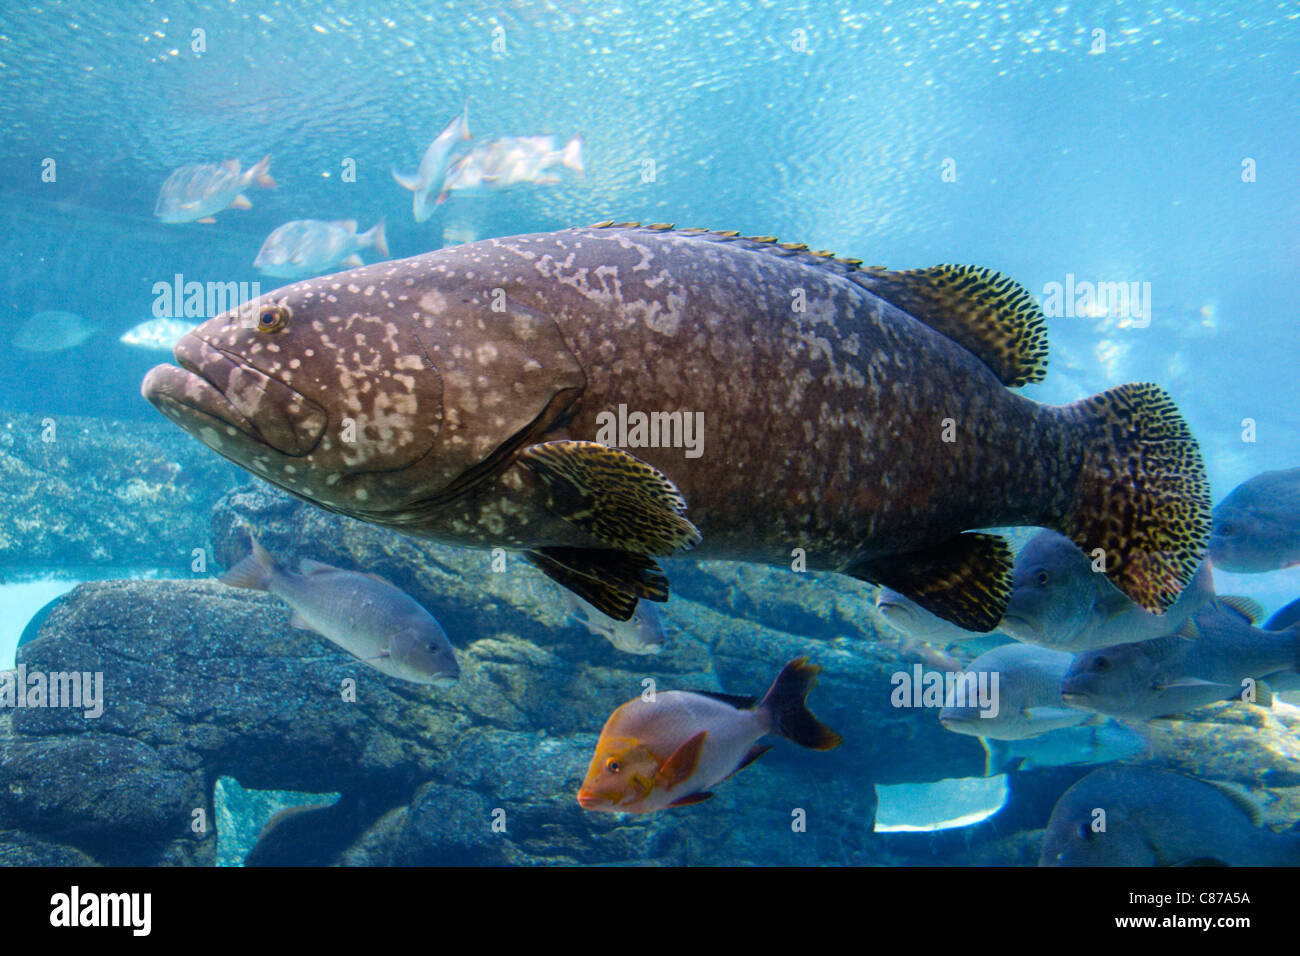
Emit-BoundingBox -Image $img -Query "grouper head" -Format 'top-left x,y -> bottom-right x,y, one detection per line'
141,250 -> 587,530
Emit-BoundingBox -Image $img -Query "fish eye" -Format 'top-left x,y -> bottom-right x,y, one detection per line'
1092,656 -> 1111,672
1035,569 -> 1050,586
256,305 -> 290,333
606,759 -> 621,774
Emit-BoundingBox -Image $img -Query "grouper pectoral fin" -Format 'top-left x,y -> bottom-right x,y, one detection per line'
525,546 -> 668,621
849,264 -> 1049,388
849,532 -> 1013,633
518,440 -> 702,555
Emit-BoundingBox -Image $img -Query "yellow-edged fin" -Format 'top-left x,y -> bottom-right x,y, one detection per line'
850,532 -> 1013,633
518,440 -> 702,555
657,730 -> 708,789
1216,595 -> 1265,624
849,264 -> 1049,387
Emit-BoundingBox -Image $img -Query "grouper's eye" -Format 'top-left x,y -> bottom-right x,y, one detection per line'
1035,569 -> 1050,587
257,305 -> 290,333
606,759 -> 621,774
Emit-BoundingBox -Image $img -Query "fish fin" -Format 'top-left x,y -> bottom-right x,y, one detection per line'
1253,680 -> 1274,708
196,217 -> 217,224
248,155 -> 275,188
231,193 -> 253,210
848,264 -> 1048,387
218,545 -> 276,591
759,657 -> 842,751
524,547 -> 667,621
1215,595 -> 1265,624
1021,707 -> 1084,722
297,558 -> 338,576
561,135 -> 584,175
221,158 -> 240,174
981,737 -> 1021,775
518,440 -> 702,556
1175,619 -> 1201,640
343,254 -> 364,267
1201,779 -> 1264,826
392,168 -> 423,192
435,190 -> 450,206
1060,383 -> 1211,615
1156,677 -> 1232,690
719,744 -> 773,783
657,730 -> 708,790
667,791 -> 714,808
364,219 -> 389,257
332,219 -> 359,233
848,532 -> 1012,633
687,691 -> 759,710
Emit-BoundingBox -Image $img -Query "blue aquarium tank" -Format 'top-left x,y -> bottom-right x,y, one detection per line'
0,0 -> 1298,875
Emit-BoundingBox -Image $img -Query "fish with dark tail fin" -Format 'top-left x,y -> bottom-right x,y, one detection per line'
142,223 -> 1211,631
576,657 -> 841,813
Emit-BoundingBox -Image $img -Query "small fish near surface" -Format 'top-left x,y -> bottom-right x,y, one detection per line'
939,643 -> 1092,741
1040,765 -> 1300,866
12,310 -> 97,353
119,318 -> 199,352
155,156 -> 275,224
576,658 -> 840,813
436,134 -> 583,204
141,222 -> 1211,633
998,529 -> 1214,652
254,219 -> 389,279
392,104 -> 472,223
564,590 -> 667,655
1210,467 -> 1300,573
1061,596 -> 1300,720
219,536 -> 459,686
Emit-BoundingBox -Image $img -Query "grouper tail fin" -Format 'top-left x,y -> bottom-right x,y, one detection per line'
1062,382 -> 1211,614
760,658 -> 842,751
219,534 -> 280,591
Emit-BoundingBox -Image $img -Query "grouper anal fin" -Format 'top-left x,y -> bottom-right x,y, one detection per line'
850,531 -> 1013,633
518,440 -> 702,555
525,546 -> 669,621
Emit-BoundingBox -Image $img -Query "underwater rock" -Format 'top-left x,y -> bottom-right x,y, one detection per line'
0,411 -> 239,574
0,829 -> 101,866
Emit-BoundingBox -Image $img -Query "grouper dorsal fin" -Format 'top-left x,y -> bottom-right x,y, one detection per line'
849,265 -> 1050,388
584,222 -> 1048,388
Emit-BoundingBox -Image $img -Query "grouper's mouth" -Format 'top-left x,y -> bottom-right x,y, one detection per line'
141,333 -> 327,457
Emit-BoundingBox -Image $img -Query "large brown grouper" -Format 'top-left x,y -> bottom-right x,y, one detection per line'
142,222 -> 1211,631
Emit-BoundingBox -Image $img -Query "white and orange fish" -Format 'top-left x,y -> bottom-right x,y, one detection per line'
576,658 -> 840,813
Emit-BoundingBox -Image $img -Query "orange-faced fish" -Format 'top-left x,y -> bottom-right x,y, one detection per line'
219,537 -> 459,686
576,658 -> 840,813
155,156 -> 275,224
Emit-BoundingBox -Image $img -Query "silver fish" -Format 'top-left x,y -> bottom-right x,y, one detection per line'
254,219 -> 388,279
564,591 -> 666,654
154,156 -> 275,224
392,104 -> 471,223
219,538 -> 459,686
436,134 -> 583,204
1211,467 -> 1300,572
1061,597 -> 1300,720
939,643 -> 1091,740
875,586 -> 1009,659
1040,765 -> 1300,866
999,530 -> 1214,652
981,719 -> 1146,774
13,310 -> 97,352
119,318 -> 199,352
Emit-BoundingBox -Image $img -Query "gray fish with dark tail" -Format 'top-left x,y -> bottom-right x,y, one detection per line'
141,222 -> 1211,631
219,538 -> 459,686
1210,466 -> 1300,572
1040,765 -> 1300,866
1061,596 -> 1300,719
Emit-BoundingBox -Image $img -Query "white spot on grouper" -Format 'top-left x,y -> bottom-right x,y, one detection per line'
476,343 -> 499,364
355,488 -> 369,501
